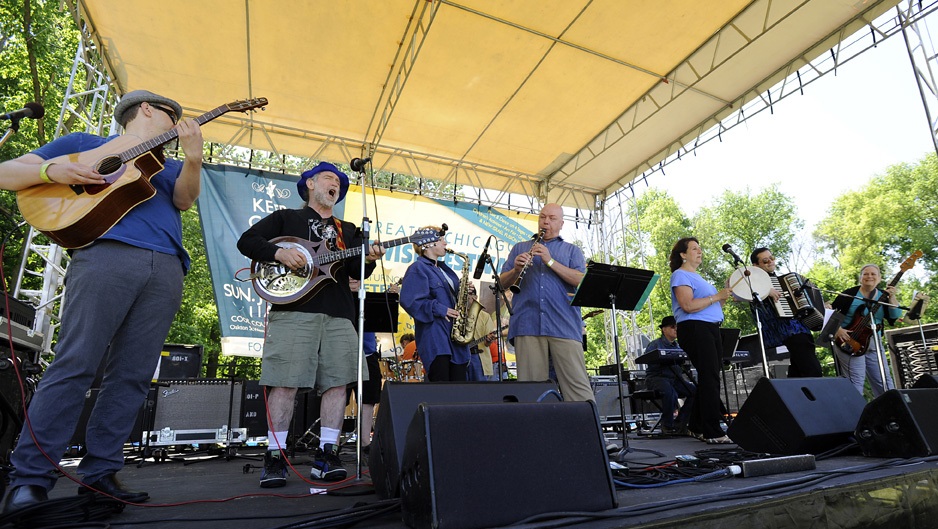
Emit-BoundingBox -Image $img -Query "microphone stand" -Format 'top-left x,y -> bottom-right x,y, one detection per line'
352,157 -> 372,483
0,118 -> 21,150
483,247 -> 511,382
730,260 -> 771,379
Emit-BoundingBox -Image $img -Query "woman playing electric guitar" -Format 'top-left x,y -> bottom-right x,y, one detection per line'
831,255 -> 919,397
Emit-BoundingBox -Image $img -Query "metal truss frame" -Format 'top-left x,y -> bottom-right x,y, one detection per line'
13,29 -> 119,354
616,0 -> 938,201
18,0 -> 938,366
899,0 -> 938,155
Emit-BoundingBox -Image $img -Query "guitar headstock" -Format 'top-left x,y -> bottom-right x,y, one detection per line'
411,228 -> 442,249
900,250 -> 923,272
226,97 -> 268,113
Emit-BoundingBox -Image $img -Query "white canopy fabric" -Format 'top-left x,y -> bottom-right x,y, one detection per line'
78,0 -> 899,209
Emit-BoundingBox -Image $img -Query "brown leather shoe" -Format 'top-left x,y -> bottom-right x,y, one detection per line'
78,474 -> 149,502
2,485 -> 48,513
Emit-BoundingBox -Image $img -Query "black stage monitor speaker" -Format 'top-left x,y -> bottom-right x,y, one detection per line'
400,401 -> 616,529
369,381 -> 559,500
855,388 -> 938,457
912,374 -> 938,388
727,377 -> 866,455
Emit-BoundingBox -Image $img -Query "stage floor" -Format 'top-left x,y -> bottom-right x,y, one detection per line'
12,434 -> 937,529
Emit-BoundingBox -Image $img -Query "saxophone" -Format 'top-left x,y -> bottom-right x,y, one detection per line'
446,249 -> 484,345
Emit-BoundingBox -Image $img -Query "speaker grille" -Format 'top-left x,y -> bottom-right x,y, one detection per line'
151,380 -> 243,431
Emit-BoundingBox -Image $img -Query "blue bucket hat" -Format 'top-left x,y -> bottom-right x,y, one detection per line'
296,162 -> 349,203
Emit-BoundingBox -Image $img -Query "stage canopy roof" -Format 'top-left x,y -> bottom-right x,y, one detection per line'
77,0 -> 900,210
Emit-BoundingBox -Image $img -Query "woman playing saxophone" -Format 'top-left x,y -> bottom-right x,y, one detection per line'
400,226 -> 471,382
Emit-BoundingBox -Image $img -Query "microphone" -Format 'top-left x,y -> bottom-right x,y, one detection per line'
722,243 -> 744,265
0,102 -> 44,121
473,235 -> 493,280
350,157 -> 371,172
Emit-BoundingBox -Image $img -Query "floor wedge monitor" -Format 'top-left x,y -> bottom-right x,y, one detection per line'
855,388 -> 938,457
369,381 -> 559,499
727,377 -> 866,454
399,401 -> 616,529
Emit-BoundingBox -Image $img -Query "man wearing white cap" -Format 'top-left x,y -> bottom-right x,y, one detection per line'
0,89 -> 203,512
237,162 -> 385,487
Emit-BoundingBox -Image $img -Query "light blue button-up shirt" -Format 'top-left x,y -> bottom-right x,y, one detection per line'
501,236 -> 586,343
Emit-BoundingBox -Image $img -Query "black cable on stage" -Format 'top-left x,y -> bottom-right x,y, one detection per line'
496,455 -> 938,529
106,499 -> 401,528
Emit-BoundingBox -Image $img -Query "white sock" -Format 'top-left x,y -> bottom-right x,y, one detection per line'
320,427 -> 340,448
268,430 -> 288,452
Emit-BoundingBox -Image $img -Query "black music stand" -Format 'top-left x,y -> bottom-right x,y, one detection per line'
571,262 -> 660,460
357,291 -> 399,479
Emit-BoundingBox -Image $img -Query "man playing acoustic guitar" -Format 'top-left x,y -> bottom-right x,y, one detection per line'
0,90 -> 203,512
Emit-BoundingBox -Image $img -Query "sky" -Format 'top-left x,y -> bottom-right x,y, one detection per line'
590,22 -> 936,264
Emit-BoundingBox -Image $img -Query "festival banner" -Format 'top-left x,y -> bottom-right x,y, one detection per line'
198,164 -> 537,357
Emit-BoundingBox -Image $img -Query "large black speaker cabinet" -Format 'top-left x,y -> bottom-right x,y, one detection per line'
912,374 -> 938,388
855,388 -> 938,457
727,377 -> 866,455
400,401 -> 616,529
369,381 -> 559,500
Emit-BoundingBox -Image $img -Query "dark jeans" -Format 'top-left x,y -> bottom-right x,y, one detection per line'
10,242 -> 183,491
645,373 -> 696,428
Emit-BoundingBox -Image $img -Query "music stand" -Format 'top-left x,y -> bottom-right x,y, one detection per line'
815,310 -> 844,349
364,292 -> 399,333
904,293 -> 930,351
571,261 -> 659,460
355,290 -> 400,479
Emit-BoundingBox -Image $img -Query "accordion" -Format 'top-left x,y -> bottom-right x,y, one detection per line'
768,272 -> 825,331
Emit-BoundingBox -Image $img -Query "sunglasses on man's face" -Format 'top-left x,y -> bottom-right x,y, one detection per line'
149,103 -> 178,124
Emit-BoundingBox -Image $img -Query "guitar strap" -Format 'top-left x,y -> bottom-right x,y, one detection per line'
332,218 -> 346,251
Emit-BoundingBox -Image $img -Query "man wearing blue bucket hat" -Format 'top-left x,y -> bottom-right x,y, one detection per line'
238,161 -> 384,487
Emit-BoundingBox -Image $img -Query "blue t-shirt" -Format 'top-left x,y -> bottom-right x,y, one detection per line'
501,236 -> 586,342
32,133 -> 190,272
670,269 -> 723,324
363,331 -> 378,357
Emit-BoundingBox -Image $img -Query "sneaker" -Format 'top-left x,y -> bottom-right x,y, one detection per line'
260,451 -> 288,488
311,443 -> 347,481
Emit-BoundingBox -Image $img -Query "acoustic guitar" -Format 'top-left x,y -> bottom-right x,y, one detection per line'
835,250 -> 922,356
17,97 -> 268,248
251,227 -> 445,305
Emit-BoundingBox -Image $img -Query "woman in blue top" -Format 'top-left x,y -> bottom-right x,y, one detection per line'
831,264 -> 901,396
669,237 -> 733,444
400,227 -> 470,381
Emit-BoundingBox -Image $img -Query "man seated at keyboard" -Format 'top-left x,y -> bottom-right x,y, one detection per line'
642,316 -> 696,435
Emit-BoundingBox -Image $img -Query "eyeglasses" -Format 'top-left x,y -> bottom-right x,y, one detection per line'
149,103 -> 178,124
760,256 -> 776,264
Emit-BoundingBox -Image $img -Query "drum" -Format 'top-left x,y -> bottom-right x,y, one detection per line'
728,266 -> 772,301
380,359 -> 402,381
400,360 -> 424,382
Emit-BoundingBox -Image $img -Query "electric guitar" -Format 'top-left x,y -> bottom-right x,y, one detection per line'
836,250 -> 922,356
17,97 -> 268,248
251,227 -> 444,305
468,325 -> 509,351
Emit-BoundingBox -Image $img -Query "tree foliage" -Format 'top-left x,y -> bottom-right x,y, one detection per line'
813,152 -> 938,322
